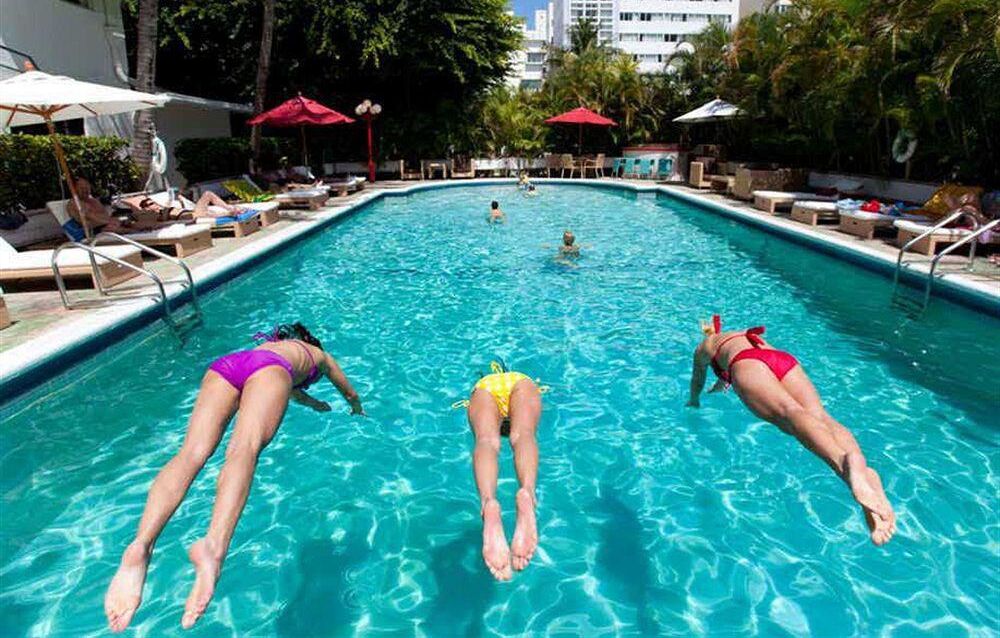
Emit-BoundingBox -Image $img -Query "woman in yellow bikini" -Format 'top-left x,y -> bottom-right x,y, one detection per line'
465,365 -> 543,581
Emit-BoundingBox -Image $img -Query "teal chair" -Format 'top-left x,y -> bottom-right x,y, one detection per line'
637,159 -> 653,179
622,158 -> 637,178
611,157 -> 623,178
657,157 -> 674,179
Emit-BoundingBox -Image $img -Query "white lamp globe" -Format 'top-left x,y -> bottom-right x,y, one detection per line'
355,103 -> 365,116
371,103 -> 382,115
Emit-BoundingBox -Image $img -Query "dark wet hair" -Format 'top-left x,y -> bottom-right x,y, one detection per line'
491,200 -> 499,209
272,322 -> 323,349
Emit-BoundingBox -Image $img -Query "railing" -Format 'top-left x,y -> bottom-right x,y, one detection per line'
51,233 -> 203,336
922,219 -> 999,307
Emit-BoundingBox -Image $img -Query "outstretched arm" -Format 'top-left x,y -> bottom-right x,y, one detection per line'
291,389 -> 332,412
687,344 -> 710,407
323,353 -> 365,415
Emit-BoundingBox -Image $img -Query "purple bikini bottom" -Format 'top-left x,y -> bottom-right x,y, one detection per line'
208,350 -> 293,391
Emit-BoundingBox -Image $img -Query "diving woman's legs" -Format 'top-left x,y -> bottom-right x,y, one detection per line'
507,380 -> 542,571
467,388 -> 512,581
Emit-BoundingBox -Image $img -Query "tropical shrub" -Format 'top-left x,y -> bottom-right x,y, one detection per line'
174,137 -> 296,182
0,134 -> 139,211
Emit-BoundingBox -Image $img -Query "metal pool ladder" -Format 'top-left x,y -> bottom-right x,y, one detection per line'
52,232 -> 203,338
891,211 -> 997,312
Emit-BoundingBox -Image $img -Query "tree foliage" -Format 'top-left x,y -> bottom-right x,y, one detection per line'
124,0 -> 520,161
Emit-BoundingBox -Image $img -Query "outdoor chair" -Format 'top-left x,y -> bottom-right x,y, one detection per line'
622,158 -> 638,178
450,158 -> 476,179
0,235 -> 143,290
559,154 -> 576,178
656,158 -> 674,181
582,153 -> 605,178
47,199 -> 214,259
611,158 -> 623,178
636,159 -> 654,179
399,160 -> 423,180
688,161 -> 714,189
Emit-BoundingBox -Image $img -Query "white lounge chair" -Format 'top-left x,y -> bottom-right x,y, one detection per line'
324,175 -> 366,195
752,190 -> 838,214
47,200 -> 213,258
0,236 -> 143,289
894,219 -> 973,256
838,210 -> 929,241
790,201 -> 839,226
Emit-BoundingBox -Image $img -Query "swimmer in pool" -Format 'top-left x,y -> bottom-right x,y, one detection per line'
559,230 -> 581,257
488,200 -> 505,224
466,366 -> 543,580
103,323 -> 363,632
517,172 -> 531,190
688,315 -> 896,546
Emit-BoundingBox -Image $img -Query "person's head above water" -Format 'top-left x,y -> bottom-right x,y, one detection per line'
258,322 -> 323,349
491,201 -> 500,210
563,230 -> 575,246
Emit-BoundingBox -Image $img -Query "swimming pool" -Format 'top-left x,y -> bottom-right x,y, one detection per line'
2,183 -> 998,636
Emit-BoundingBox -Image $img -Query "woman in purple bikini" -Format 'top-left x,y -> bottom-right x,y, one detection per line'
103,323 -> 364,633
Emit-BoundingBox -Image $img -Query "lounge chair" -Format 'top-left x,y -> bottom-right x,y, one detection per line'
688,161 -> 713,189
838,209 -> 929,241
323,175 -> 366,196
732,167 -> 809,201
790,201 -> 839,226
894,219 -> 974,255
144,190 -> 274,233
450,159 -> 476,179
636,158 -> 654,179
47,200 -> 214,259
222,177 -> 329,212
752,190 -> 839,214
0,236 -> 143,289
0,294 -> 10,330
622,158 -> 638,178
656,158 -> 675,182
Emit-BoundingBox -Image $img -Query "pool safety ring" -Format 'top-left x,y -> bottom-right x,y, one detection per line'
892,130 -> 917,163
150,136 -> 168,174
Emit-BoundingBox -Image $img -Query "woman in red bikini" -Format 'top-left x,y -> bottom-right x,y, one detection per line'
688,315 -> 896,547
103,323 -> 363,633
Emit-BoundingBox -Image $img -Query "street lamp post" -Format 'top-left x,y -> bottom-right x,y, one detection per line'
355,99 -> 382,183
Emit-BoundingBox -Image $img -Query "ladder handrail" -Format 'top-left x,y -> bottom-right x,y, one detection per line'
51,242 -> 171,321
922,218 -> 999,307
90,232 -> 201,314
892,210 -> 969,290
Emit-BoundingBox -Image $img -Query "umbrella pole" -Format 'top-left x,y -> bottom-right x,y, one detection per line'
300,124 -> 308,166
578,124 -> 583,156
46,117 -> 90,239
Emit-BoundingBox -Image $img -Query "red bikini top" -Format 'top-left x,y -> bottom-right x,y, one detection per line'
709,315 -> 765,384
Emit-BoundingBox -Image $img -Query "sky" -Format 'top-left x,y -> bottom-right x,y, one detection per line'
510,0 -> 549,18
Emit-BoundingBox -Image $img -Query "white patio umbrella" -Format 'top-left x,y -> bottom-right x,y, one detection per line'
0,70 -> 166,237
673,98 -> 742,123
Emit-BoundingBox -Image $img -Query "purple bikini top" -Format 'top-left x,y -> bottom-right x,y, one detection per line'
253,331 -> 321,390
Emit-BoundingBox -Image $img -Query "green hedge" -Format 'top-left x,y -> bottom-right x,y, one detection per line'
0,134 -> 140,211
175,137 -> 298,183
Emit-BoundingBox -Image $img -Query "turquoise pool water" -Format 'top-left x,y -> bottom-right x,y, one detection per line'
2,184 -> 998,637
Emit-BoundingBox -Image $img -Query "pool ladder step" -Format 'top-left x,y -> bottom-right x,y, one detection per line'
53,232 -> 203,340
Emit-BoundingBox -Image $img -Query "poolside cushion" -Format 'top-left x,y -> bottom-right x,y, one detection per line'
791,201 -> 838,212
124,223 -> 206,241
893,219 -> 972,239
3,243 -> 141,269
752,190 -> 837,202
195,209 -> 260,225
841,211 -> 930,223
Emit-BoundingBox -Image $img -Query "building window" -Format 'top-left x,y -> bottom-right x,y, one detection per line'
620,12 -> 632,20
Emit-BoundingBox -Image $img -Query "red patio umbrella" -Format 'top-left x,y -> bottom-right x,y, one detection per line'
545,107 -> 616,154
248,94 -> 355,165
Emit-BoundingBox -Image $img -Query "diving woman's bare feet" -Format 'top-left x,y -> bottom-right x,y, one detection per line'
181,538 -> 223,629
104,541 -> 151,633
481,499 -> 512,581
844,452 -> 892,519
862,468 -> 896,546
510,488 -> 538,571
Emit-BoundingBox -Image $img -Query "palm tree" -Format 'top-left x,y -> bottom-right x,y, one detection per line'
569,17 -> 601,54
131,0 -> 158,179
250,0 -> 276,171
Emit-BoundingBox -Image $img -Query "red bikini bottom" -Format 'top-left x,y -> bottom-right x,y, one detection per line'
729,348 -> 799,381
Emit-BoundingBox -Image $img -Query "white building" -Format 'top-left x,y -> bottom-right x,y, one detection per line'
551,0 -> 766,74
0,0 -> 251,186
507,7 -> 553,90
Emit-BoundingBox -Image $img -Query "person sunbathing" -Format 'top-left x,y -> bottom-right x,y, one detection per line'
465,365 -> 542,580
688,315 -> 896,546
103,322 -> 364,632
122,191 -> 239,221
66,177 -> 134,236
488,200 -> 506,224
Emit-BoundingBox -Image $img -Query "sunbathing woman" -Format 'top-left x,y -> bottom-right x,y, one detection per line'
103,323 -> 364,632
122,191 -> 239,221
466,365 -> 542,580
688,316 -> 896,546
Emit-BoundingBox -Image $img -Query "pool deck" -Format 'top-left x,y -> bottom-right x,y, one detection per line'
1,177 -> 998,397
